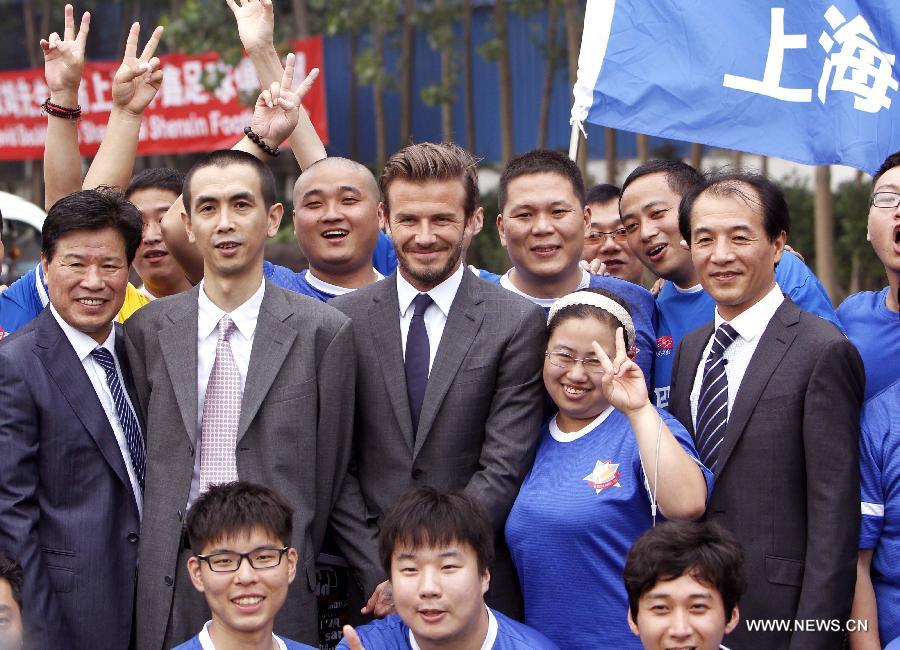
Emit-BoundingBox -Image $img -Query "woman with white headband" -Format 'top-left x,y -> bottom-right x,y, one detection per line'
505,288 -> 712,649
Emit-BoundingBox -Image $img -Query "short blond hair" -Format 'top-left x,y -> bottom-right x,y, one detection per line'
379,142 -> 479,219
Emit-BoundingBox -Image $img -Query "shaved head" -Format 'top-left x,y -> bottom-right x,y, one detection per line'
294,157 -> 379,201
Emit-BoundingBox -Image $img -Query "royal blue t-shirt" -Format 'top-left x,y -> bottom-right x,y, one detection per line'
336,609 -> 559,649
0,266 -> 44,340
480,268 -> 658,392
860,379 -> 900,646
652,251 -> 843,408
263,263 -> 337,301
373,230 -> 398,277
171,629 -> 315,650
838,287 -> 900,400
505,408 -> 713,650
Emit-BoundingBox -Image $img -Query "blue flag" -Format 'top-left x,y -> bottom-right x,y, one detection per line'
571,0 -> 900,173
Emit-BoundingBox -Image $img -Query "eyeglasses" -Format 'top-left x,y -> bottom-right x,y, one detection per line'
544,351 -> 606,374
871,192 -> 900,208
196,546 -> 289,573
585,227 -> 628,243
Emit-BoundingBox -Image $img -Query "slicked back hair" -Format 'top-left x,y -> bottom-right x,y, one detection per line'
498,149 -> 585,212
621,160 -> 704,199
186,481 -> 294,553
380,142 -> 479,220
624,521 -> 747,622
183,150 -> 276,217
0,552 -> 23,610
586,183 -> 622,207
873,151 -> 900,187
678,171 -> 790,245
41,187 -> 142,265
126,167 -> 184,198
379,487 -> 494,576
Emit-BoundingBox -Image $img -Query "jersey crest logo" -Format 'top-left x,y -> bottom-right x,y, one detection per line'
584,459 -> 621,494
657,335 -> 674,350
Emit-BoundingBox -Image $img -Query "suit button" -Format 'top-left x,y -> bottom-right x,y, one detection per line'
127,532 -> 139,543
189,445 -> 195,457
177,510 -> 183,522
411,469 -> 424,480
164,575 -> 174,587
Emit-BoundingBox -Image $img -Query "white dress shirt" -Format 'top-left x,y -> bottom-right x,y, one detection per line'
306,268 -> 384,297
188,279 -> 265,507
49,304 -> 143,518
397,264 -> 465,375
690,284 -> 785,426
499,267 -> 591,308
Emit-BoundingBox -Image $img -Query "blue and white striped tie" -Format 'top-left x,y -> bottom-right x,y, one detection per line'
694,323 -> 738,472
92,347 -> 145,490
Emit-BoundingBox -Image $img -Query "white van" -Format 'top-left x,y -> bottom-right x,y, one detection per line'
0,192 -> 46,285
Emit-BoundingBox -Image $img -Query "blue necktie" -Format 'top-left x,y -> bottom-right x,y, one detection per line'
694,323 -> 738,472
405,293 -> 433,435
92,347 -> 146,490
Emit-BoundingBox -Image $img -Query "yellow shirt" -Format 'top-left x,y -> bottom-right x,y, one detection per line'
115,283 -> 151,324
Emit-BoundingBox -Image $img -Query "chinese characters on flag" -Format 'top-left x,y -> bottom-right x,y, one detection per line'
0,36 -> 327,160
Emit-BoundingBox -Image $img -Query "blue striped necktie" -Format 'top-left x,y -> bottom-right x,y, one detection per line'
92,347 -> 146,490
694,323 -> 738,472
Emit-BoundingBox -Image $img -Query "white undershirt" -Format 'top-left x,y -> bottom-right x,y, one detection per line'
689,284 -> 785,427
397,264 -> 464,374
549,406 -> 614,443
49,304 -> 143,519
187,279 -> 265,509
306,268 -> 384,297
408,606 -> 498,650
198,620 -> 287,650
499,268 -> 591,309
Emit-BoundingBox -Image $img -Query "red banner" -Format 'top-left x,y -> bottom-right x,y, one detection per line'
0,36 -> 327,160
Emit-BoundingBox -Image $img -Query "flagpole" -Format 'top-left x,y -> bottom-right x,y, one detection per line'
568,123 -> 580,162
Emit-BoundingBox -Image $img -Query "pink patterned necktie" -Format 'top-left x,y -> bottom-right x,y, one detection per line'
199,315 -> 241,494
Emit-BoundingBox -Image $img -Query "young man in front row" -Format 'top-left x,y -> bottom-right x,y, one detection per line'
174,481 -> 314,650
339,487 -> 558,650
623,521 -> 746,650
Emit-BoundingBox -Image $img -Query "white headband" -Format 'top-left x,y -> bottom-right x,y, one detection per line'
547,292 -> 636,349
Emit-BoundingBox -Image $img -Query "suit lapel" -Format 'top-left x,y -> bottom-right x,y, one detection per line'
369,276 -> 415,452
115,327 -> 146,434
159,288 -> 200,445
33,310 -> 132,495
237,282 -> 297,442
414,272 -> 484,459
678,323 -> 714,437
715,299 -> 799,477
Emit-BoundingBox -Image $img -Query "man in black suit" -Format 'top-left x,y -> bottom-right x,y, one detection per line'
668,172 -> 864,649
330,142 -> 547,619
0,188 -> 145,649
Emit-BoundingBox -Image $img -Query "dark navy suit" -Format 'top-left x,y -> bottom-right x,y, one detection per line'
0,308 -> 143,650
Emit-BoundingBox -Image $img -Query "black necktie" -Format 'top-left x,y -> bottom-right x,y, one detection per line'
92,347 -> 146,490
694,323 -> 738,472
405,293 -> 433,434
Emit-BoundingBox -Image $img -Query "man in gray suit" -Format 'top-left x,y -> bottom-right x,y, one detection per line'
126,149 -> 384,649
668,172 -> 864,649
330,143 -> 547,619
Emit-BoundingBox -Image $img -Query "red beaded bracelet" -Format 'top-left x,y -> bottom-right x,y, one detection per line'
41,98 -> 82,121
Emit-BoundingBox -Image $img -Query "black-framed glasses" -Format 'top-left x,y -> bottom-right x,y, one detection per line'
544,351 -> 606,374
586,227 -> 628,243
871,191 -> 900,208
196,546 -> 289,573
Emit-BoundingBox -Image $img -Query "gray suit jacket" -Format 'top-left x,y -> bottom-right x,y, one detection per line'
0,311 -> 142,650
330,271 -> 547,613
125,281 -> 382,650
669,297 -> 864,650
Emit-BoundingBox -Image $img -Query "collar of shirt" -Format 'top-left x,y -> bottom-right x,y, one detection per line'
714,283 -> 784,343
306,268 -> 384,297
671,282 -> 704,294
397,263 -> 464,319
197,278 -> 266,342
49,303 -> 116,361
408,606 -> 498,650
198,620 -> 286,650
499,267 -> 591,309
549,405 -> 615,443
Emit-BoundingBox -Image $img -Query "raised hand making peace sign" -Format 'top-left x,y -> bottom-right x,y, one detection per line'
249,52 -> 320,150
40,4 -> 90,103
592,327 -> 650,416
112,22 -> 164,117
